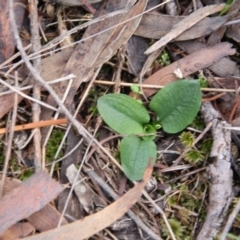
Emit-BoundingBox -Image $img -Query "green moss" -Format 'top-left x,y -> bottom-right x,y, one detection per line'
162,218 -> 188,240
157,50 -> 171,66
199,75 -> 208,88
200,138 -> 213,154
179,132 -> 195,147
190,115 -> 205,131
46,129 -> 64,163
21,169 -> 34,181
184,149 -> 204,165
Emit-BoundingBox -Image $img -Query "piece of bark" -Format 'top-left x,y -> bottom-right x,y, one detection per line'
197,102 -> 233,240
142,42 -> 236,97
0,171 -> 64,235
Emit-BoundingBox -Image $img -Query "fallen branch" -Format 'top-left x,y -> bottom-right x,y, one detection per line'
196,102 -> 233,240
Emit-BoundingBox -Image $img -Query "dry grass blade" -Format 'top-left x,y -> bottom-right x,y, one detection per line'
0,75 -> 19,198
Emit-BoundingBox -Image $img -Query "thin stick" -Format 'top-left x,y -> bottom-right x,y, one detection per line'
0,73 -> 19,197
228,94 -> 240,122
0,119 -> 67,135
0,74 -> 75,96
93,80 -> 236,93
0,77 -> 59,112
29,0 -> 42,172
0,44 -> 31,70
220,197 -> 240,240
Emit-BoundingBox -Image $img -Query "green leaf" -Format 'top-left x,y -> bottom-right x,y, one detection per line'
220,0 -> 235,15
142,124 -> 156,140
120,135 -> 157,181
130,84 -> 140,93
149,80 -> 201,133
97,94 -> 150,134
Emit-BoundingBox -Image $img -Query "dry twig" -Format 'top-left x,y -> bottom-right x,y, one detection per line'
197,102 -> 233,240
29,0 -> 42,171
0,73 -> 19,197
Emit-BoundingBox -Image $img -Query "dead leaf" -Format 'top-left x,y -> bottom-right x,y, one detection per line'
19,164 -> 153,240
176,41 -> 239,77
142,42 -> 236,97
0,0 -> 26,65
0,222 -> 34,240
226,22 -> 240,43
0,93 -> 24,120
0,171 -> 64,235
93,0 -> 148,68
126,35 -> 148,75
145,4 -> 225,54
207,26 -> 227,45
1,176 -> 68,232
3,174 -> 68,232
135,12 -> 229,41
79,0 -> 96,14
